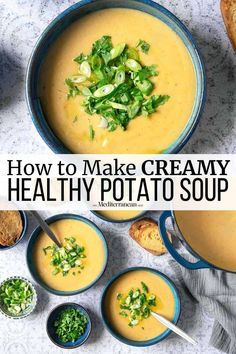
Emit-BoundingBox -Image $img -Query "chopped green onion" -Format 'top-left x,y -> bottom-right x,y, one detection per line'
109,102 -> 128,110
117,282 -> 156,327
69,75 -> 87,84
125,59 -> 142,72
128,101 -> 141,119
126,47 -> 140,60
81,87 -> 92,97
115,69 -> 125,85
80,61 -> 91,78
110,43 -> 126,60
93,84 -> 115,98
0,279 -> 34,316
136,79 -> 154,96
43,237 -> 86,277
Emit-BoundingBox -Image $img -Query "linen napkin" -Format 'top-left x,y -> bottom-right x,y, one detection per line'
171,257 -> 236,354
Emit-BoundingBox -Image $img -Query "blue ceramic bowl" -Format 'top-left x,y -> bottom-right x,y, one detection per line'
159,210 -> 235,273
101,267 -> 181,347
0,211 -> 28,251
47,303 -> 91,349
26,213 -> 108,295
92,210 -> 146,223
26,0 -> 206,154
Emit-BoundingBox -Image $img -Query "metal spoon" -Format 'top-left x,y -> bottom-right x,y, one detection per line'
151,311 -> 197,346
30,210 -> 62,248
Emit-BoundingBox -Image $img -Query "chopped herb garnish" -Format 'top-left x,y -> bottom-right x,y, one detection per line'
0,279 -> 33,316
65,78 -> 80,98
54,308 -> 88,343
43,237 -> 86,277
117,282 -> 157,327
74,53 -> 88,64
73,116 -> 78,123
65,36 -> 170,132
89,124 -> 95,140
141,281 -> 148,293
117,292 -> 122,300
137,39 -> 150,54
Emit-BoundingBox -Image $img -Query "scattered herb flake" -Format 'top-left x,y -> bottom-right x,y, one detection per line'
137,39 -> 150,54
89,124 -> 95,140
141,281 -> 148,293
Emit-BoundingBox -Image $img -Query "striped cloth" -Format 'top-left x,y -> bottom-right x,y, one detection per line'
171,259 -> 236,353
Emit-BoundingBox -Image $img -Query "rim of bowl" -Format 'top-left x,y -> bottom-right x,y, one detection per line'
0,211 -> 28,251
91,210 -> 147,223
100,266 -> 181,347
26,0 -> 206,154
26,213 -> 108,296
0,276 -> 37,319
46,302 -> 92,349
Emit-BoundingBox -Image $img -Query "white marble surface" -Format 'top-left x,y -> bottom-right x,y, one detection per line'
0,0 -> 235,353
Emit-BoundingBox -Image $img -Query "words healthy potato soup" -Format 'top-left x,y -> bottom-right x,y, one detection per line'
40,8 -> 196,154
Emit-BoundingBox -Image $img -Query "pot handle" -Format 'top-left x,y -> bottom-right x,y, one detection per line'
159,211 -> 210,270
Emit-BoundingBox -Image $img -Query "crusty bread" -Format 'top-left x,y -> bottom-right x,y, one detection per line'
0,211 -> 23,246
221,0 -> 236,51
129,218 -> 171,256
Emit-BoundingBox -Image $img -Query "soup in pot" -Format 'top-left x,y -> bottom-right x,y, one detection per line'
174,211 -> 236,271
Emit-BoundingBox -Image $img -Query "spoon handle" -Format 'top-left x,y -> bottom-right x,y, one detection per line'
30,210 -> 62,248
151,311 -> 197,346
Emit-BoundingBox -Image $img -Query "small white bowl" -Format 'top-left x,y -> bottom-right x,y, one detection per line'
0,276 -> 37,319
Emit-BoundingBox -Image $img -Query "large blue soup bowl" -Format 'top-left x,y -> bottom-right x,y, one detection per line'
26,0 -> 206,154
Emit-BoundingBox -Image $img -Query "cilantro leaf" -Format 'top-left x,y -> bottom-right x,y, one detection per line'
142,95 -> 170,115
92,35 -> 112,59
137,65 -> 158,80
137,39 -> 150,54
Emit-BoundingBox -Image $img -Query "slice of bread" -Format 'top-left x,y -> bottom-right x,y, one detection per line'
129,218 -> 171,256
221,0 -> 236,51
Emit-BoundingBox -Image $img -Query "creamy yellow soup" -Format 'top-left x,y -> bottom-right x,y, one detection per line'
104,270 -> 176,341
97,210 -> 141,221
175,211 -> 236,271
40,8 -> 196,154
33,219 -> 106,291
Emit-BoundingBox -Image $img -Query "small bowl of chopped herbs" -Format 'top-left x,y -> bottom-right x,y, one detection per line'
47,303 -> 91,349
0,276 -> 37,319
